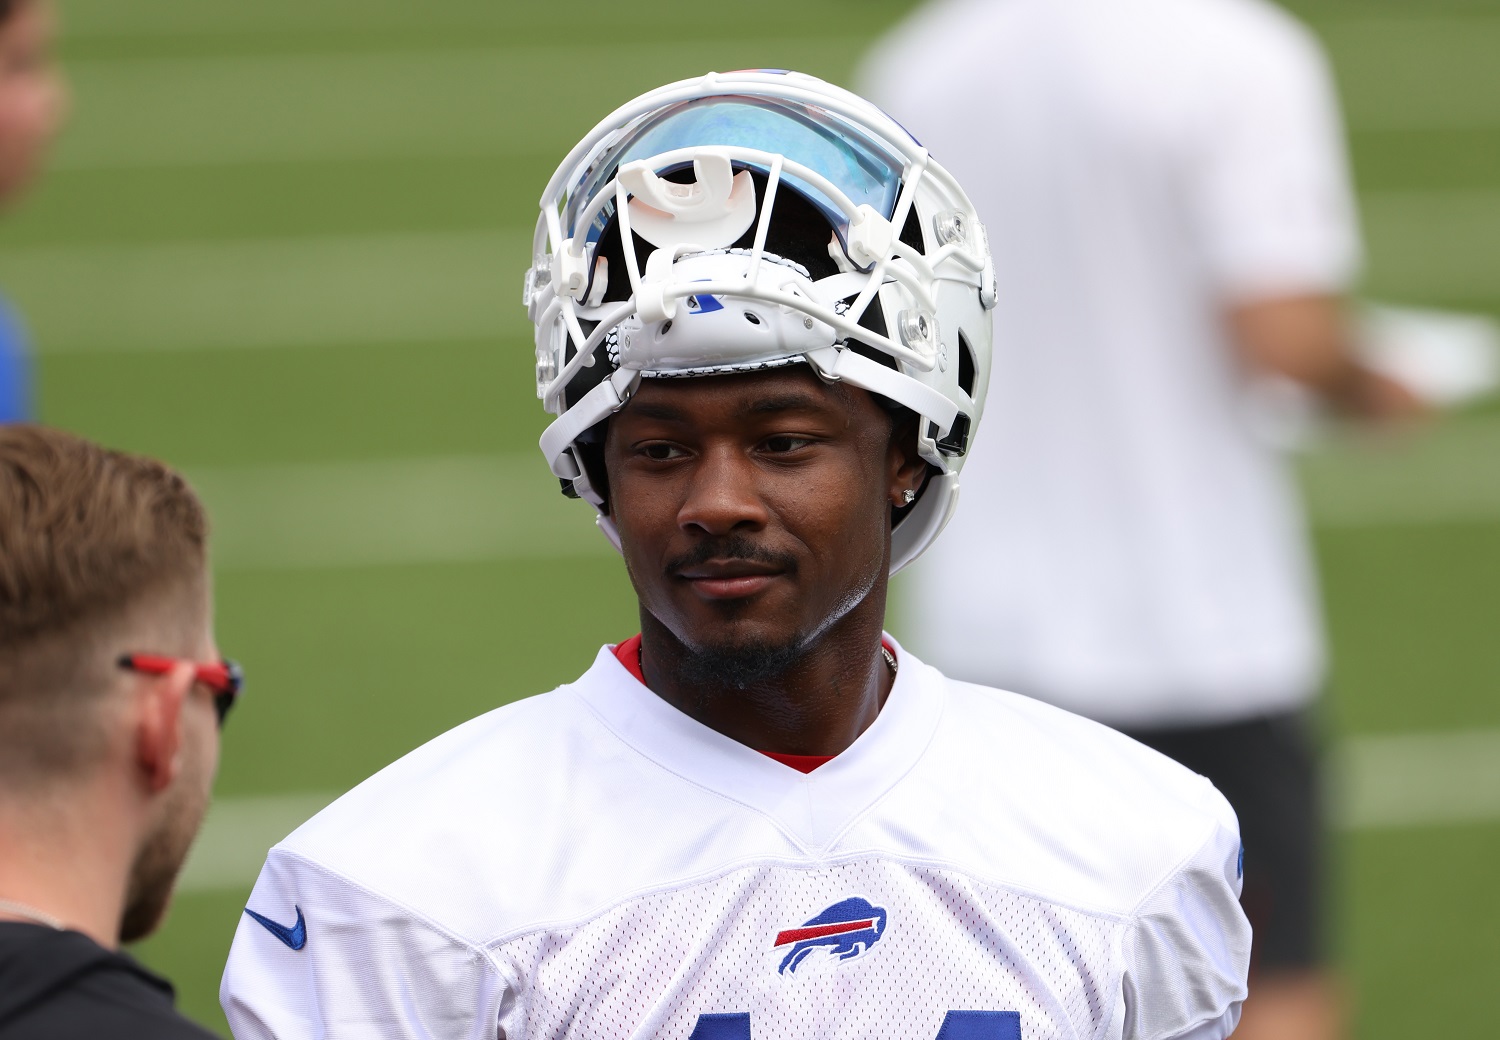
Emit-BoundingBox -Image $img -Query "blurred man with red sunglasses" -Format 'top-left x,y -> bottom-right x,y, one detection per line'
0,424 -> 235,1038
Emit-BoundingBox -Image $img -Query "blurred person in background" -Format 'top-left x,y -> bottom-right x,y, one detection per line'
0,0 -> 65,423
861,2 -> 1423,1039
0,425 -> 237,1039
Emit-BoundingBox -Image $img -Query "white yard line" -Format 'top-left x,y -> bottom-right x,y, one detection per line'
0,193 -> 1489,357
187,455 -> 610,570
179,791 -> 340,893
0,230 -> 531,354
1298,417 -> 1500,529
179,728 -> 1500,892
1331,728 -> 1500,830
28,18 -> 1500,175
50,38 -> 866,171
176,417 -> 1500,574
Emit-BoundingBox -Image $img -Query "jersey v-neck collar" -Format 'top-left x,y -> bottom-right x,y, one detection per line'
611,634 -> 876,773
569,635 -> 943,851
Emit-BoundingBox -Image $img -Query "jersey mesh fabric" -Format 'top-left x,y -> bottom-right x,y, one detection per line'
498,858 -> 1117,1040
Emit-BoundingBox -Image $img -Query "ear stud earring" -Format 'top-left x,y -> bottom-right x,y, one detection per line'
902,489 -> 916,505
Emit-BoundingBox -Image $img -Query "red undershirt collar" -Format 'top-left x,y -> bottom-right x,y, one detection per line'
611,635 -> 895,774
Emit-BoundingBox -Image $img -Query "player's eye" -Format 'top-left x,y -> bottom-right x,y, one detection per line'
641,443 -> 686,461
762,435 -> 813,454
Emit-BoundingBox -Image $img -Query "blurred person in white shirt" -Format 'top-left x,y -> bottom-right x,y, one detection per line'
860,2 -> 1422,1039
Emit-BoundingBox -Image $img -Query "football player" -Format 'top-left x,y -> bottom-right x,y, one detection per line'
221,71 -> 1250,1040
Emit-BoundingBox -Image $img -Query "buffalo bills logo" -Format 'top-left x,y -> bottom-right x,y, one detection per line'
685,280 -> 724,314
774,897 -> 887,975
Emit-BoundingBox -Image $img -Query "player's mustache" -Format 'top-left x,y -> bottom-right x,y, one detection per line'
666,536 -> 799,578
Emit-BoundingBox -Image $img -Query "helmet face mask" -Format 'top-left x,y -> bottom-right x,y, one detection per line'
526,70 -> 996,572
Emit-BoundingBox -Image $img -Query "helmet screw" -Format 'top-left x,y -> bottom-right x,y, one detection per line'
898,309 -> 937,351
803,317 -> 815,329
934,210 -> 967,246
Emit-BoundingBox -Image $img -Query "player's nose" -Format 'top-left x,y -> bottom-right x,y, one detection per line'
676,444 -> 769,536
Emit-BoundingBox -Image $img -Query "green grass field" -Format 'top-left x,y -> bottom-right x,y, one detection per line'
3,0 -> 1498,1035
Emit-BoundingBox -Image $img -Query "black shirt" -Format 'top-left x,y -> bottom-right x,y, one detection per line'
0,922 -> 219,1038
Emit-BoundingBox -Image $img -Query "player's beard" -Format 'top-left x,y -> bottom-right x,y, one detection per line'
120,745 -> 212,944
677,636 -> 805,693
657,535 -> 810,692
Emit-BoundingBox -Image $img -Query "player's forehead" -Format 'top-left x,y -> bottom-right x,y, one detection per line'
613,365 -> 871,430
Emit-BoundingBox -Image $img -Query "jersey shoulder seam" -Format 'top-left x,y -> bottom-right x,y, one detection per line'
267,845 -> 516,987
1124,798 -> 1226,922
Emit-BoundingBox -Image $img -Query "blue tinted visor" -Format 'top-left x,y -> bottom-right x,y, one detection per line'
562,95 -> 910,247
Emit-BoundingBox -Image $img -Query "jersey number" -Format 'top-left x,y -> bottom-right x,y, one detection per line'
689,1010 -> 1021,1039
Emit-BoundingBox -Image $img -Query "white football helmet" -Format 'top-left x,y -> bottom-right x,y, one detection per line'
525,70 -> 995,573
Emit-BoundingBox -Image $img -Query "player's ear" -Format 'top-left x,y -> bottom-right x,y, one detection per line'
130,663 -> 194,794
885,410 -> 927,508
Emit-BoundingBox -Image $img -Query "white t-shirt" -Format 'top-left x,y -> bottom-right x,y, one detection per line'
860,0 -> 1360,725
221,641 -> 1249,1040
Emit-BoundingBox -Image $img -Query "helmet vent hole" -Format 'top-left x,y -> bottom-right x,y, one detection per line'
743,311 -> 762,326
957,330 -> 977,398
660,319 -> 673,336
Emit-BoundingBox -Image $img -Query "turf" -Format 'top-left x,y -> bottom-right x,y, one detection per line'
5,0 -> 1499,1035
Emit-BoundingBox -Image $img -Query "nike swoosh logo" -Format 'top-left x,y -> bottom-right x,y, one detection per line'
244,906 -> 307,951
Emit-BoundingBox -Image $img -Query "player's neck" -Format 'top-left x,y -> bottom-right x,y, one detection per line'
0,786 -> 132,949
637,604 -> 894,758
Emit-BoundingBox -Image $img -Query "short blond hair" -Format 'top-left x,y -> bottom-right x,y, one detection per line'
0,425 -> 209,784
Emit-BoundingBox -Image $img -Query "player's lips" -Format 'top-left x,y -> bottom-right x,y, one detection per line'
675,559 -> 785,599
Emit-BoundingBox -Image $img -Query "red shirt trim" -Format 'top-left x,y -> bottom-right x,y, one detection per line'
758,750 -> 837,773
614,634 -> 647,685
611,635 -> 895,775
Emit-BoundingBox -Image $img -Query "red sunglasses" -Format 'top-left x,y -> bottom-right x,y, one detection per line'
118,654 -> 244,726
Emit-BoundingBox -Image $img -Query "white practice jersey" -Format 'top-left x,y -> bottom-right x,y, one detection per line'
221,641 -> 1249,1040
862,0 -> 1358,725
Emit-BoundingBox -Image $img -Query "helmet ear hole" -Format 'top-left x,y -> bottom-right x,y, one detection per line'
744,311 -> 762,325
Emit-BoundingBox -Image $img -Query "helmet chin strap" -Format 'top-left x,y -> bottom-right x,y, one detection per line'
803,347 -> 959,451
539,366 -> 640,484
